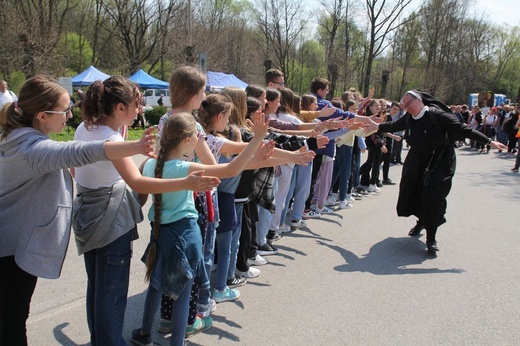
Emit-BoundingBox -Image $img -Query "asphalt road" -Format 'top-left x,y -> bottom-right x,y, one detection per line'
27,146 -> 520,345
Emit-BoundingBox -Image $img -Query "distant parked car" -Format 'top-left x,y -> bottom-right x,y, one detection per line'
143,89 -> 170,107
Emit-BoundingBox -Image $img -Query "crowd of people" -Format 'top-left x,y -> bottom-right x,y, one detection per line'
0,67 -> 514,346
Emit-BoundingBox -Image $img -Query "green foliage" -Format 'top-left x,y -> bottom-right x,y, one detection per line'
145,106 -> 168,126
6,71 -> 26,94
57,32 -> 94,74
67,108 -> 83,129
49,128 -> 145,142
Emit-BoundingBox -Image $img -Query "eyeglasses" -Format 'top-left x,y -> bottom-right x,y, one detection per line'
273,81 -> 285,87
44,107 -> 73,116
400,98 -> 415,109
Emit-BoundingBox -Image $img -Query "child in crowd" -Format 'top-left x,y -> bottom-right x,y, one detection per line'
359,99 -> 387,193
155,65 -> 219,337
130,111 -> 269,346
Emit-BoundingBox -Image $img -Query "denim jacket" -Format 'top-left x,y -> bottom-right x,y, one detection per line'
144,218 -> 204,300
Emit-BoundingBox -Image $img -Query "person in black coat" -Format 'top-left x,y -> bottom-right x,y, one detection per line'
364,90 -> 507,254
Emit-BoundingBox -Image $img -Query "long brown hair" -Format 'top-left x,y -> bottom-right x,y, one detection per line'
220,87 -> 246,129
0,75 -> 66,140
145,112 -> 197,281
197,93 -> 233,134
169,65 -> 206,109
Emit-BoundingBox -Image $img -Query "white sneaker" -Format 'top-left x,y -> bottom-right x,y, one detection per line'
316,206 -> 334,214
367,184 -> 380,193
302,210 -> 321,219
247,254 -> 268,266
338,200 -> 353,209
310,204 -> 317,211
324,197 -> 336,206
289,219 -> 308,228
277,224 -> 291,233
198,299 -> 217,318
236,267 -> 260,278
349,196 -> 356,203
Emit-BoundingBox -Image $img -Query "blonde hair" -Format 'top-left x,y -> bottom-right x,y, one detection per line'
220,87 -> 247,128
0,75 -> 66,140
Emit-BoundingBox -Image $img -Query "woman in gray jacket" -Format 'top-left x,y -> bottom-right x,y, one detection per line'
0,75 -> 173,346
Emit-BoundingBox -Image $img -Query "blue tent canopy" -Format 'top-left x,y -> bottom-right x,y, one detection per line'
71,66 -> 110,86
129,69 -> 169,89
206,71 -> 248,91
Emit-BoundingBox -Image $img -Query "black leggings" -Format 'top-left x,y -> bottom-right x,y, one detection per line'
0,256 -> 38,346
360,147 -> 382,185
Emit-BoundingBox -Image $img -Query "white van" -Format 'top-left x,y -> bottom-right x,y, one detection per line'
143,89 -> 170,107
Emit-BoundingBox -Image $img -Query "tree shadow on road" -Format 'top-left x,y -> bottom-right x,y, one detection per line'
317,237 -> 464,275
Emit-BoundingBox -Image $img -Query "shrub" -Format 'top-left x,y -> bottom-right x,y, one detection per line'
145,106 -> 168,126
66,107 -> 83,129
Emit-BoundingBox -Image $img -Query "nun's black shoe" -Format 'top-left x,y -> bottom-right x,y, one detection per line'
426,241 -> 439,254
408,223 -> 424,236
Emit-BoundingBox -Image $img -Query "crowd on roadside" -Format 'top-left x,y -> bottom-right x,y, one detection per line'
0,66 -> 516,346
450,103 -> 520,170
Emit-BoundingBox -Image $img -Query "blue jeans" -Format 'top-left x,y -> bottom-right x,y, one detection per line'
331,145 -> 353,201
84,230 -> 132,346
287,163 -> 312,220
256,205 -> 274,245
228,202 -> 243,279
199,221 -> 215,306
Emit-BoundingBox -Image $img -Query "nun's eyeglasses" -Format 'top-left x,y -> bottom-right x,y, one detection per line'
400,98 -> 416,109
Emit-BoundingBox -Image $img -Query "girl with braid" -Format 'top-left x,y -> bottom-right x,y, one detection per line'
131,111 -> 269,346
72,76 -> 220,346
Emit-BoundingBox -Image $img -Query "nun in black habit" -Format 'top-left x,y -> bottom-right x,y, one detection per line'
365,90 -> 507,254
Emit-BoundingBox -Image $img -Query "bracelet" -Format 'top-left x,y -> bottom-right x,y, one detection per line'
487,137 -> 492,145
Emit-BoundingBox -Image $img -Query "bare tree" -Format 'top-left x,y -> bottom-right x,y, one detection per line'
100,0 -> 181,74
4,0 -> 77,78
318,0 -> 349,98
392,13 -> 421,97
362,0 -> 412,96
254,0 -> 307,85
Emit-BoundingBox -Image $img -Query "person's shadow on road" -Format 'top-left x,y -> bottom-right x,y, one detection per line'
317,237 -> 464,275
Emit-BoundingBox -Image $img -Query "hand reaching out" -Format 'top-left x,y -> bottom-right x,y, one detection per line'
247,112 -> 270,139
293,147 -> 316,166
315,135 -> 329,148
185,170 -> 221,192
137,126 -> 158,158
252,140 -> 275,163
318,105 -> 336,118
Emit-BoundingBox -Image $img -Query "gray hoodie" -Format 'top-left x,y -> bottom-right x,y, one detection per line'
0,127 -> 107,279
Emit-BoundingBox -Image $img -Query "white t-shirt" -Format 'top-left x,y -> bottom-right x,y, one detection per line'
74,123 -> 123,188
276,112 -> 303,125
206,134 -> 227,161
0,90 -> 17,110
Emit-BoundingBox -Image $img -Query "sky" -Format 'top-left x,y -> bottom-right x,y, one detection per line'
476,0 -> 518,26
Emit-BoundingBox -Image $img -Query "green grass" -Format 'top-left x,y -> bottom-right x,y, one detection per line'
49,127 -> 146,141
